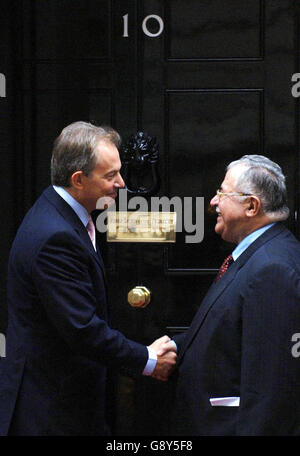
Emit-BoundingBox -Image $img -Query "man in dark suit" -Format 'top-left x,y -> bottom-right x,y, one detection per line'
0,121 -> 176,436
171,155 -> 300,435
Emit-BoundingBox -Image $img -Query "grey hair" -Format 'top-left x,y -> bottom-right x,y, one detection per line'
51,121 -> 121,187
227,155 -> 289,221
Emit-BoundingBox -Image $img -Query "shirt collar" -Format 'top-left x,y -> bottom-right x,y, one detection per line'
53,185 -> 90,228
232,223 -> 275,261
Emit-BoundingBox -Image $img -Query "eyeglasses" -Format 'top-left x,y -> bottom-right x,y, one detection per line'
216,189 -> 252,199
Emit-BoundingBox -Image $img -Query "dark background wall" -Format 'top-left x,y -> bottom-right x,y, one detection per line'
0,1 -> 17,333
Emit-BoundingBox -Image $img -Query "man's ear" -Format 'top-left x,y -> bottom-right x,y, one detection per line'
245,195 -> 261,217
70,171 -> 84,189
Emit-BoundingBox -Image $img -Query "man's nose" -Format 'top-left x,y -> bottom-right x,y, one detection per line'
115,172 -> 125,188
210,194 -> 218,206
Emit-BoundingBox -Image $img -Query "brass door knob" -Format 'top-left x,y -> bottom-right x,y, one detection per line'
128,286 -> 151,308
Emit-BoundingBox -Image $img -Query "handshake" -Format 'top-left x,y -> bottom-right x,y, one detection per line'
148,335 -> 177,382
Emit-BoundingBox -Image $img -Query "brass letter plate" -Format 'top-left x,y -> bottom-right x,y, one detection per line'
107,211 -> 176,243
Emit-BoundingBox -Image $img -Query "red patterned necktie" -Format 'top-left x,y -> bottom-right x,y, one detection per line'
215,254 -> 234,282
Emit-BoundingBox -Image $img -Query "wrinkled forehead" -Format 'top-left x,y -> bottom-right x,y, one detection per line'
222,164 -> 248,190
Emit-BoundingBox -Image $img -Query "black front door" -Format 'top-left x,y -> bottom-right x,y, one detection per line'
1,0 -> 300,435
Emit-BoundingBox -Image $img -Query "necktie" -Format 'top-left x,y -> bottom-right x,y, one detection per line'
86,216 -> 96,250
215,254 -> 233,282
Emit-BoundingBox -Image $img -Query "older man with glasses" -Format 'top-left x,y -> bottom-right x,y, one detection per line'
170,154 -> 300,436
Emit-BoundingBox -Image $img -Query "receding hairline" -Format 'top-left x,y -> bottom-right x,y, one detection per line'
227,162 -> 277,188
224,163 -> 249,188
56,121 -> 121,146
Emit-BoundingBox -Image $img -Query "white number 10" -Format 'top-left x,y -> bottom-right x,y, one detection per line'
123,14 -> 164,38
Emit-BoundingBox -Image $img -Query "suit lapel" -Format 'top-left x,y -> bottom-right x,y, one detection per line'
178,222 -> 286,362
177,263 -> 238,363
43,186 -> 107,279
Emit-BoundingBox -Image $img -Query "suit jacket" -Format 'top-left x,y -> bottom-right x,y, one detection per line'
172,223 -> 300,436
0,186 -> 148,436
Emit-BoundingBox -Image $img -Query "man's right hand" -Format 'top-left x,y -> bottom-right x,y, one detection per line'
151,350 -> 177,381
148,335 -> 177,381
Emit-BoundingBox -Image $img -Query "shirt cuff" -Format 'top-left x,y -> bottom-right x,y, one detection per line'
142,347 -> 157,376
169,340 -> 177,351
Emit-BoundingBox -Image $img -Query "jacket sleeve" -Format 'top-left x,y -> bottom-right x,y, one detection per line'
172,332 -> 187,355
31,231 -> 148,372
237,261 -> 300,435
